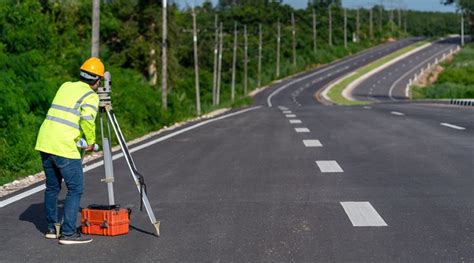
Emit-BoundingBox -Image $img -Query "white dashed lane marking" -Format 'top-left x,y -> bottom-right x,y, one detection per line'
340,202 -> 388,227
286,114 -> 296,118
303,140 -> 322,147
295,127 -> 310,133
289,119 -> 302,124
363,106 -> 372,109
282,110 -> 292,114
390,111 -> 405,116
315,160 -> 343,173
440,123 -> 466,130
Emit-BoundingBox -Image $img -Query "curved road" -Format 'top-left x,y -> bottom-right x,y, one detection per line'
0,38 -> 472,262
351,37 -> 461,101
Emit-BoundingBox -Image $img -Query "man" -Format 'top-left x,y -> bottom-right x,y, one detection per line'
35,57 -> 104,245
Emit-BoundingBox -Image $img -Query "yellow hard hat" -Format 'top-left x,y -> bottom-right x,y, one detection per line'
80,57 -> 105,78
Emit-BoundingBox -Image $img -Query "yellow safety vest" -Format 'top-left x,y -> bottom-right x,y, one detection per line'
35,81 -> 99,159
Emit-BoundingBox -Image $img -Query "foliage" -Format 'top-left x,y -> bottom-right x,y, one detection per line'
413,43 -> 474,99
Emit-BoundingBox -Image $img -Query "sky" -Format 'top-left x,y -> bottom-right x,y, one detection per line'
190,0 -> 457,12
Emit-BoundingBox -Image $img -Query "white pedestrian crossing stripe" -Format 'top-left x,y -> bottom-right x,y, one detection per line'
340,202 -> 388,227
295,127 -> 310,133
315,160 -> 343,173
303,140 -> 322,147
286,114 -> 296,118
289,119 -> 302,124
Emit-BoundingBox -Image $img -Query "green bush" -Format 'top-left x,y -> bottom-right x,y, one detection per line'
417,43 -> 474,99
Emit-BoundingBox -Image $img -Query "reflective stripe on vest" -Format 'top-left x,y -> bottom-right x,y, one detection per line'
73,91 -> 95,110
45,115 -> 80,129
81,103 -> 98,112
80,115 -> 94,120
50,104 -> 81,116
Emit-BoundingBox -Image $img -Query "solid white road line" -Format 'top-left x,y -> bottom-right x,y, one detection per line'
295,127 -> 310,133
303,140 -> 323,147
340,202 -> 388,227
0,106 -> 263,208
289,119 -> 302,124
389,45 -> 456,101
315,160 -> 343,173
282,110 -> 292,114
440,123 -> 466,130
390,111 -> 405,116
286,114 -> 296,118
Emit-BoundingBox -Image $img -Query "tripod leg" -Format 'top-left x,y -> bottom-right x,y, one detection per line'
106,109 -> 160,236
100,110 -> 116,205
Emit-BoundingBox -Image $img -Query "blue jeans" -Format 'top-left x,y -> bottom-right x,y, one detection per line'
41,152 -> 83,236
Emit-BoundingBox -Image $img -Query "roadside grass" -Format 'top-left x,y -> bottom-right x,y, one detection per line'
327,40 -> 429,105
413,43 -> 474,99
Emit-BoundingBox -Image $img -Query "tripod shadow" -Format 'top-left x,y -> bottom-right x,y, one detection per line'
129,224 -> 158,237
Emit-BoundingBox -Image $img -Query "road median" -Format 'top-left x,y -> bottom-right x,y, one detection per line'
322,40 -> 431,105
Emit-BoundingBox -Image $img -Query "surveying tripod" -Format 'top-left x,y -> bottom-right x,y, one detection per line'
96,71 -> 160,236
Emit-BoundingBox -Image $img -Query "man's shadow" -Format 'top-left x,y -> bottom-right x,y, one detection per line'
19,202 -> 157,237
19,201 -> 65,233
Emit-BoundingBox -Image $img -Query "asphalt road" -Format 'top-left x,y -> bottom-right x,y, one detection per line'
351,37 -> 462,101
1,39 -> 472,262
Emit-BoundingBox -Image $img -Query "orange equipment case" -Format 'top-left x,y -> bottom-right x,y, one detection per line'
81,204 -> 130,236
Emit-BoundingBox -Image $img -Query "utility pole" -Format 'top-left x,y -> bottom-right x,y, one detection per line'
398,8 -> 401,28
356,8 -> 360,42
313,8 -> 317,51
390,9 -> 394,32
231,22 -> 237,102
244,25 -> 248,95
404,9 -> 407,34
276,19 -> 281,78
212,15 -> 218,105
461,9 -> 465,46
329,5 -> 333,47
216,22 -> 223,105
161,0 -> 168,110
91,0 -> 100,57
370,8 -> 374,39
258,23 -> 263,87
192,8 -> 201,115
291,12 -> 296,67
379,5 -> 382,33
344,8 -> 347,48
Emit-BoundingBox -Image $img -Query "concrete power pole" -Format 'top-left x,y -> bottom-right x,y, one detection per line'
161,0 -> 168,110
192,8 -> 201,115
212,15 -> 218,105
231,22 -> 237,102
258,24 -> 263,87
461,9 -> 465,46
379,6 -> 382,33
91,0 -> 100,57
404,9 -> 407,34
244,25 -> 248,95
344,8 -> 347,48
216,22 -> 223,105
313,8 -> 317,51
398,8 -> 401,28
276,20 -> 281,78
356,8 -> 360,42
291,12 -> 296,67
370,8 -> 374,39
329,5 -> 333,47
391,9 -> 395,32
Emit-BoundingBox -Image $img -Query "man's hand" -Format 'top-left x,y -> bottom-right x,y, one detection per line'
85,145 -> 95,152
